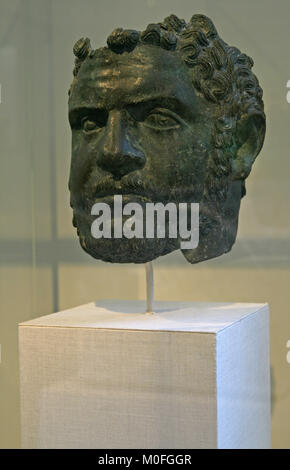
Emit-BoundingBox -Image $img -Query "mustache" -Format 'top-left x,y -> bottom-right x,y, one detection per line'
89,174 -> 156,199
74,173 -> 203,211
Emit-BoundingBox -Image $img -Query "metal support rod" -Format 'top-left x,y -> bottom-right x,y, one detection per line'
145,262 -> 154,314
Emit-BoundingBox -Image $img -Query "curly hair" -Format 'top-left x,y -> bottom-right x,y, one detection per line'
70,14 -> 265,206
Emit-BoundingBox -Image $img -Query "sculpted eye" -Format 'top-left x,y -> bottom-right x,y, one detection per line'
143,109 -> 181,131
82,118 -> 98,133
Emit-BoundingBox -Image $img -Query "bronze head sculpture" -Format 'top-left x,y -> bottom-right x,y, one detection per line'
68,14 -> 265,264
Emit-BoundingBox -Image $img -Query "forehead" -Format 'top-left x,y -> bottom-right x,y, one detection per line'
69,45 -> 198,111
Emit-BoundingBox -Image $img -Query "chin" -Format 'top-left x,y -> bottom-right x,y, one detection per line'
72,204 -> 180,263
77,231 -> 178,264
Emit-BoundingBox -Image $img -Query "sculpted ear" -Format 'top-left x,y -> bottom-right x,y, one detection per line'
232,112 -> 266,180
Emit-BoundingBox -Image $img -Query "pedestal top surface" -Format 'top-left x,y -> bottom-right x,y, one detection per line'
19,300 -> 268,334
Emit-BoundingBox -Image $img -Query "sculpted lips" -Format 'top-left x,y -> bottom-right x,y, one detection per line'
83,175 -> 157,206
73,178 -> 154,213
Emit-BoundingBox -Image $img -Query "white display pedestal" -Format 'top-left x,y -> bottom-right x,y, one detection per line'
19,301 -> 271,449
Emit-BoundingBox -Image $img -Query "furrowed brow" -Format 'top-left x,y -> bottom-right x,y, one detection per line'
68,91 -> 196,130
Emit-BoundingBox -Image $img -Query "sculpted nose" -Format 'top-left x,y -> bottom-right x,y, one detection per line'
97,110 -> 145,179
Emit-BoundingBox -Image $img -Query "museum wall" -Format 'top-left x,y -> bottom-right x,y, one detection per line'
0,0 -> 290,448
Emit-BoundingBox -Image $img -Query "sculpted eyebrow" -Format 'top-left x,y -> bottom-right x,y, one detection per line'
129,96 -> 190,112
126,96 -> 195,124
69,96 -> 193,127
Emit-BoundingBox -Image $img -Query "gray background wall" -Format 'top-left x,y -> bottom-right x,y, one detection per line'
0,0 -> 289,448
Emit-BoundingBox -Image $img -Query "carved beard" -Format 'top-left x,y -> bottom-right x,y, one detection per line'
181,146 -> 242,264
71,198 -> 185,264
71,185 -> 240,265
70,145 -> 241,264
74,212 -> 179,264
70,171 -> 203,263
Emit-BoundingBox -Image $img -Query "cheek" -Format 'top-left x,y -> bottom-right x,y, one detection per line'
176,139 -> 209,177
138,127 -> 210,185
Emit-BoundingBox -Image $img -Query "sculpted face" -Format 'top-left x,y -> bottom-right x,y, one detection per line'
69,14 -> 266,263
69,46 -> 215,262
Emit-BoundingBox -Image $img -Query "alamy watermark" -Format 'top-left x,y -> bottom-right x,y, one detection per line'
90,195 -> 199,249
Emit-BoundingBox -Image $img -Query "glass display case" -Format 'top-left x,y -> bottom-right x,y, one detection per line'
0,0 -> 290,449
